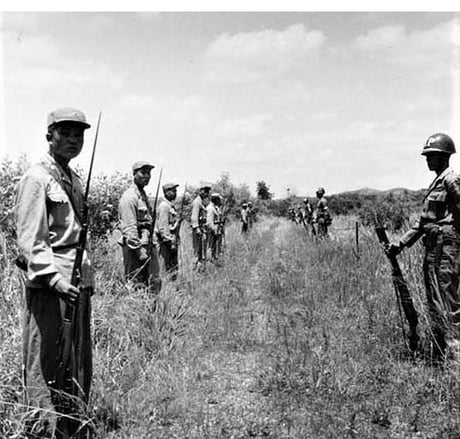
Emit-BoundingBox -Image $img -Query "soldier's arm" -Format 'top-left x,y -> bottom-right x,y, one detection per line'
191,199 -> 200,228
207,206 -> 217,232
15,171 -> 63,287
445,174 -> 460,226
158,203 -> 174,241
119,192 -> 142,249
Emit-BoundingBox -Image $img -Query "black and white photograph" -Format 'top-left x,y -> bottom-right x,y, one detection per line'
1,2 -> 460,438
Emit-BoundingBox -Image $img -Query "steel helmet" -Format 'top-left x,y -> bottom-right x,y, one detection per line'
421,133 -> 456,156
316,187 -> 325,195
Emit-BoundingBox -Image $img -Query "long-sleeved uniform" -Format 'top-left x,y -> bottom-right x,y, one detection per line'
191,195 -> 207,266
118,184 -> 161,292
399,167 -> 460,356
15,153 -> 92,436
157,199 -> 179,277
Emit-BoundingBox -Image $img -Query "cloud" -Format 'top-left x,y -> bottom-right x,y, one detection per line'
353,19 -> 458,75
3,30 -> 123,90
204,24 -> 326,83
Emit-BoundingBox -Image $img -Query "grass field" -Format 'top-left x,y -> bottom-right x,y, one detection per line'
1,216 -> 460,438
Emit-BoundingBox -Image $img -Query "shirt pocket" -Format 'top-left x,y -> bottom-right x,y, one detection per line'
425,188 -> 447,220
47,188 -> 73,229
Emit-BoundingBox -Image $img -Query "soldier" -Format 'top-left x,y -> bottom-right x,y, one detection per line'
15,107 -> 94,437
157,182 -> 180,280
389,133 -> 460,363
241,202 -> 249,233
315,187 -> 331,237
191,183 -> 211,270
303,198 -> 314,224
118,161 -> 162,293
206,193 -> 222,263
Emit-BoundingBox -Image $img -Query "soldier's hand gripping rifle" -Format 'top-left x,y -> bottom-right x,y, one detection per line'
54,111 -> 101,396
375,226 -> 419,352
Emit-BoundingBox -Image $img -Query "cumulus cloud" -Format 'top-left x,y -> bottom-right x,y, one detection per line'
353,19 -> 457,74
204,24 -> 326,83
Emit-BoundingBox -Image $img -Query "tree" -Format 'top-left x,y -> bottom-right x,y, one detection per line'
256,180 -> 273,200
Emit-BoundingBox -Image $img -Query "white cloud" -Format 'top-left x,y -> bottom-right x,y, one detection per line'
353,19 -> 457,74
204,24 -> 326,83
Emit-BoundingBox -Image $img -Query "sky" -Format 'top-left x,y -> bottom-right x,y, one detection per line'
2,9 -> 460,197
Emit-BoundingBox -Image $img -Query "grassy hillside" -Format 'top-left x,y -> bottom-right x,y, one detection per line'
1,216 -> 459,438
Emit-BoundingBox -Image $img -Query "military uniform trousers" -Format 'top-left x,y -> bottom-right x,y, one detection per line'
122,243 -> 162,293
192,228 -> 206,265
423,226 -> 460,356
22,286 -> 92,438
317,217 -> 328,238
207,230 -> 221,261
159,240 -> 178,278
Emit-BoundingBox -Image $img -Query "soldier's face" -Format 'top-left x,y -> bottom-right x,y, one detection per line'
165,188 -> 177,201
426,153 -> 449,172
134,167 -> 152,187
48,123 -> 85,162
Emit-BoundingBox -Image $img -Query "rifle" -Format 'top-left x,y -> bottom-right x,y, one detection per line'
375,226 -> 419,352
54,111 -> 102,396
150,168 -> 163,236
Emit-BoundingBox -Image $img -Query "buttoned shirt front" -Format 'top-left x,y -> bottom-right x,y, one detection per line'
191,195 -> 206,229
157,199 -> 177,242
118,185 -> 154,249
206,202 -> 221,233
15,153 -> 94,288
401,167 -> 460,247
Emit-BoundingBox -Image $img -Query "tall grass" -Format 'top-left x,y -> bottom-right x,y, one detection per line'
1,217 -> 459,438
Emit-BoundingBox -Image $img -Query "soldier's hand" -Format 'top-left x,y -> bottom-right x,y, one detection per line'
54,279 -> 79,304
387,242 -> 402,257
138,246 -> 149,261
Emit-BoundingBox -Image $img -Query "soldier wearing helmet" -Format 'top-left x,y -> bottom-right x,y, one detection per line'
389,132 -> 460,363
315,187 -> 331,237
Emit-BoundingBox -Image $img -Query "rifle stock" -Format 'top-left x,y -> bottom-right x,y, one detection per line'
375,226 -> 419,351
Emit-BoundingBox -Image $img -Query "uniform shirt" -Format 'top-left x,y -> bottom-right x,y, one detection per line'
400,167 -> 460,247
241,208 -> 248,223
191,195 -> 206,229
157,199 -> 177,242
316,197 -> 328,218
15,153 -> 94,288
206,202 -> 221,233
119,185 -> 153,250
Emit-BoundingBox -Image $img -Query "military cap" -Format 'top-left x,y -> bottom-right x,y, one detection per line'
200,183 -> 212,190
132,161 -> 155,172
47,107 -> 91,129
163,182 -> 179,191
242,202 -> 248,207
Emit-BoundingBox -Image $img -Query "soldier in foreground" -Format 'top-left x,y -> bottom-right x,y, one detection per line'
15,108 -> 94,437
389,133 -> 460,363
118,161 -> 161,293
191,183 -> 211,270
315,187 -> 331,237
206,192 -> 222,263
157,182 -> 180,280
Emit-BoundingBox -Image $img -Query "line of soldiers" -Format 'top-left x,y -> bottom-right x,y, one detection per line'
288,187 -> 332,237
119,169 -> 233,284
12,107 -> 460,437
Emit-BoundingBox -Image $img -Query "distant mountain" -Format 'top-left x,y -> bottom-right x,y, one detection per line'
333,187 -> 424,197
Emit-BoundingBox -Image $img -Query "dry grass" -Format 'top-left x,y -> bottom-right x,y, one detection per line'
1,217 -> 460,438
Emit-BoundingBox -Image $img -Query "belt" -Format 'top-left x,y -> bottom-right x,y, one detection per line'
52,242 -> 80,251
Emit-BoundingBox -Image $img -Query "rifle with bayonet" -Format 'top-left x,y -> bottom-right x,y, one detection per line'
54,111 -> 102,398
375,225 -> 419,352
150,168 -> 163,238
